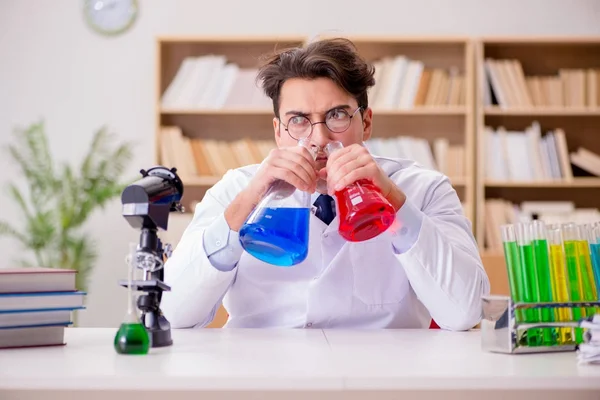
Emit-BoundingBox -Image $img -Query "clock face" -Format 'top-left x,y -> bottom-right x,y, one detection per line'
83,0 -> 138,35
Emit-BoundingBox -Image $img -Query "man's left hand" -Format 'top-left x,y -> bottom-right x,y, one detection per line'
319,144 -> 406,211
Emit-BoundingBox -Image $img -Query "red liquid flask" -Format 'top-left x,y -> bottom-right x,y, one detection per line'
325,142 -> 396,242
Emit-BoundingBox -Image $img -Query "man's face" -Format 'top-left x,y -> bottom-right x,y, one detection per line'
273,77 -> 373,171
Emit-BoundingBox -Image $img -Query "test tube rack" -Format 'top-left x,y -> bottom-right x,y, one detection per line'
481,294 -> 600,354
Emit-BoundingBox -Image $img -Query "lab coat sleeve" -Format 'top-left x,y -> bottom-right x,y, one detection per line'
203,213 -> 244,272
391,176 -> 490,331
161,172 -> 243,329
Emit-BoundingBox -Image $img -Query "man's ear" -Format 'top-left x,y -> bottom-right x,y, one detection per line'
273,117 -> 282,147
361,107 -> 373,142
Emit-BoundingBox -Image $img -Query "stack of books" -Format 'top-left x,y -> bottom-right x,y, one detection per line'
0,268 -> 86,349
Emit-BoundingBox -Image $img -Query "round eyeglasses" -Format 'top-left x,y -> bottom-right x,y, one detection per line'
280,107 -> 363,140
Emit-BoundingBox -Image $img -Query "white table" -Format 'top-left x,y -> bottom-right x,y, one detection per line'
0,328 -> 599,400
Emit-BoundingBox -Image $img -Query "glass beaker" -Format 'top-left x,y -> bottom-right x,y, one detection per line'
114,243 -> 150,355
324,141 -> 395,242
239,139 -> 317,267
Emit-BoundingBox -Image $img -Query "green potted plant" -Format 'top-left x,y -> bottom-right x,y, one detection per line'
0,120 -> 133,294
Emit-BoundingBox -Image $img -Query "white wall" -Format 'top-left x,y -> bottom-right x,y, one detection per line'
1,0 -> 599,327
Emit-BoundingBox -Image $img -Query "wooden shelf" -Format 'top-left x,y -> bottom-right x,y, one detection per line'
160,106 -> 467,116
182,176 -> 221,186
485,178 -> 600,188
160,108 -> 273,115
483,106 -> 600,116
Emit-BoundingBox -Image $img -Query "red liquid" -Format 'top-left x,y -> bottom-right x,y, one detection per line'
334,179 -> 396,242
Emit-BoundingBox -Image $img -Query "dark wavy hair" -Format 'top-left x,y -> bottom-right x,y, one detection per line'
256,37 -> 376,118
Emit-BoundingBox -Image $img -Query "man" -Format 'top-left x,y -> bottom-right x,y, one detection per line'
160,37 -> 490,331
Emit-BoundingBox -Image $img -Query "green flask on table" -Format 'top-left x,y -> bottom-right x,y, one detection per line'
114,243 -> 150,355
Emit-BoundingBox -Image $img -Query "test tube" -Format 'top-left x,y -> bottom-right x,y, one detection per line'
501,224 -> 524,304
579,224 -> 599,302
531,220 -> 557,345
561,222 -> 586,344
588,224 -> 600,299
547,225 -> 574,344
515,222 -> 542,346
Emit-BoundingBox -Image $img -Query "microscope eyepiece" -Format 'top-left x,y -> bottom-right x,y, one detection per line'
121,166 -> 184,231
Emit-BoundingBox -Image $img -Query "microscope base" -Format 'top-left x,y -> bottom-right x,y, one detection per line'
148,327 -> 173,348
141,312 -> 173,348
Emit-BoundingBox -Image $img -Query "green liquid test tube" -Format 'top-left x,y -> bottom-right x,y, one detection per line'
547,225 -> 574,344
515,222 -> 543,346
562,223 -> 586,344
501,224 -> 528,345
501,224 -> 524,307
531,220 -> 557,346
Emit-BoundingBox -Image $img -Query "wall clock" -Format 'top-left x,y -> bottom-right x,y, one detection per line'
83,0 -> 139,36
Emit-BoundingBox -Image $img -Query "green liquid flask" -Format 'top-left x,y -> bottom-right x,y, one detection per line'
531,220 -> 557,345
114,243 -> 150,355
562,223 -> 585,344
547,226 -> 573,344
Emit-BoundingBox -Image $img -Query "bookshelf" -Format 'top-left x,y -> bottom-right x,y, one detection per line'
156,35 -> 476,223
156,36 -> 305,209
475,37 -> 600,258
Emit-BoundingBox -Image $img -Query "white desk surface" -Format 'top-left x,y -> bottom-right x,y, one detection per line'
0,327 -> 599,400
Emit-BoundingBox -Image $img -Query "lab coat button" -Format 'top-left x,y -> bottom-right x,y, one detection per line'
305,322 -> 313,328
216,240 -> 222,246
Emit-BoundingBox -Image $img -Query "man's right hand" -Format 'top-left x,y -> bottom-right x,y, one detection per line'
224,145 -> 317,231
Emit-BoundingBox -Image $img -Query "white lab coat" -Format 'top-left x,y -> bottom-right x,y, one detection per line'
160,156 -> 490,331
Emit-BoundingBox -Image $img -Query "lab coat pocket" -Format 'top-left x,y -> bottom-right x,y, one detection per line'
349,237 -> 410,306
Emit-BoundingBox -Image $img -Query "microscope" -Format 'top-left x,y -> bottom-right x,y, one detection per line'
119,166 -> 184,348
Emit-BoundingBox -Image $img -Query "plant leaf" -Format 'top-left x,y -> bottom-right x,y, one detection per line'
0,220 -> 27,244
6,183 -> 32,219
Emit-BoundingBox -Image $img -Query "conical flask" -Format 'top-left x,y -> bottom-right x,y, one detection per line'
324,141 -> 395,242
239,140 -> 317,267
114,243 -> 150,355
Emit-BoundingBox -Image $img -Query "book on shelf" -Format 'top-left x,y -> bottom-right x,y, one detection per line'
484,199 -> 600,252
370,55 -> 466,109
483,58 -> 600,108
160,126 -> 276,179
365,136 -> 465,182
0,267 -> 85,349
160,54 -> 467,111
161,55 -> 271,110
483,121 -> 600,182
161,125 -> 466,186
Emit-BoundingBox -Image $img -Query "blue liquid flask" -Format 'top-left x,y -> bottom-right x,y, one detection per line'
239,140 -> 316,267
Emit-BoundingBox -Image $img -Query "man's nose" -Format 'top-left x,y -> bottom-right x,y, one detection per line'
311,122 -> 331,146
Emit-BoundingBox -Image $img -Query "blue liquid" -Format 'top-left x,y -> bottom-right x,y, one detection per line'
239,207 -> 309,267
590,243 -> 600,298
